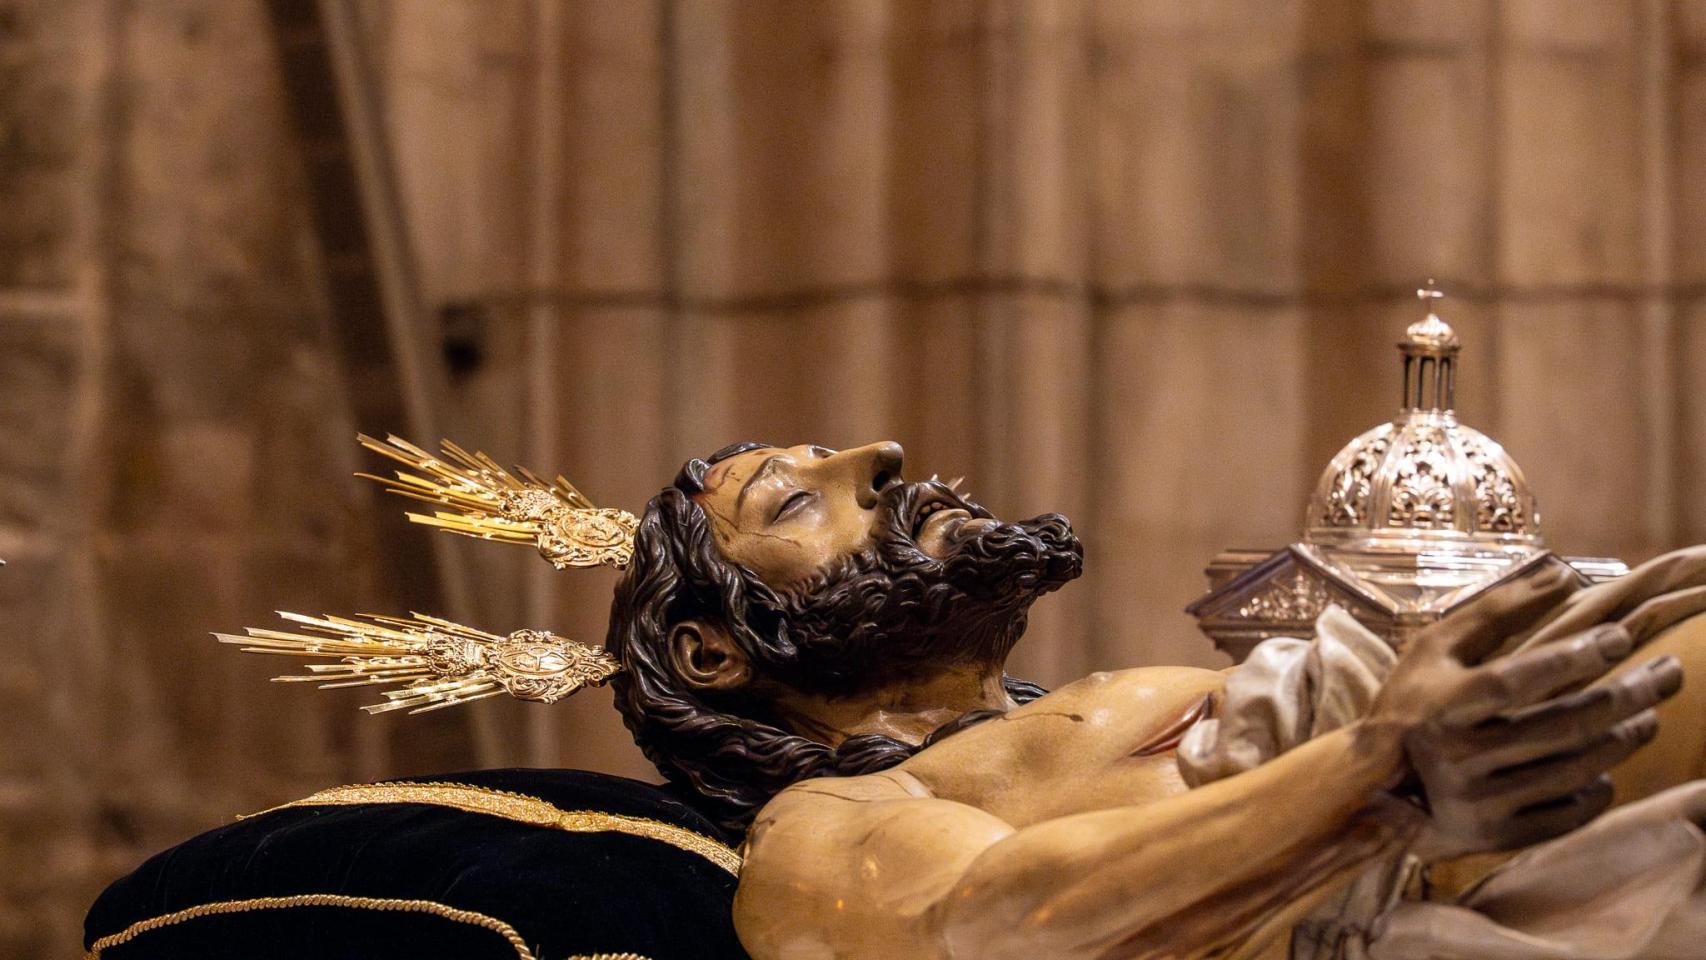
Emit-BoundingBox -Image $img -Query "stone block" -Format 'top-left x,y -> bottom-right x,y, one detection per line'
1094,299 -> 1310,542
883,293 -> 984,477
553,306 -> 675,499
673,0 -> 893,300
976,0 -> 1093,282
971,291 -> 1094,514
1363,53 -> 1493,286
1678,0 -> 1706,48
1089,3 -> 1303,291
1678,299 -> 1706,543
380,0 -> 534,304
1503,0 -> 1635,51
0,314 -> 84,533
1492,297 -> 1657,559
672,297 -> 899,449
886,0 -> 985,283
1366,0 -> 1490,47
0,42 -> 81,288
559,1 -> 665,292
1498,46 -> 1645,286
1676,64 -> 1706,283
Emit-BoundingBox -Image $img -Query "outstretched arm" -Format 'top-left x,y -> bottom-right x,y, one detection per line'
736,722 -> 1412,960
939,722 -> 1414,960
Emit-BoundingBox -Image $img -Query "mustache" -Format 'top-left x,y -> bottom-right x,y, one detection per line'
867,479 -> 1081,594
870,479 -> 993,550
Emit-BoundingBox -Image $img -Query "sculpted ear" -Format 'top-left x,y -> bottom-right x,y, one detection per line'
669,620 -> 752,692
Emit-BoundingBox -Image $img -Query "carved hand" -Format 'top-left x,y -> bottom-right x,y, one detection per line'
1371,558 -> 1686,860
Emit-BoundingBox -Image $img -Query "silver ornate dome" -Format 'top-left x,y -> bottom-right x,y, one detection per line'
1306,418 -> 1537,542
1301,286 -> 1546,613
1187,283 -> 1625,660
1305,295 -> 1540,551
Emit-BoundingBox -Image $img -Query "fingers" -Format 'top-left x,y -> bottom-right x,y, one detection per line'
1455,586 -> 1706,726
1619,584 -> 1706,648
1494,776 -> 1616,852
1431,721 -> 1649,854
1522,545 -> 1706,651
1427,557 -> 1582,665
1439,624 -> 1634,725
1465,711 -> 1659,811
1505,654 -> 1684,728
1473,656 -> 1685,767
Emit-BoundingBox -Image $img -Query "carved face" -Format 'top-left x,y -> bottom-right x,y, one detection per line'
687,441 -> 1083,695
694,442 -> 997,586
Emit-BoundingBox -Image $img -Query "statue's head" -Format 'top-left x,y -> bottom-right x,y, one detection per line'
606,441 -> 1083,830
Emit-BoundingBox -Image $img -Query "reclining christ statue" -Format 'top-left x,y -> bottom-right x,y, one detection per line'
193,433 -> 1706,960
608,440 -> 1706,960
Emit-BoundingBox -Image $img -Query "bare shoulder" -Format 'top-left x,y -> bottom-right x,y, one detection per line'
734,770 -> 1014,960
1018,664 -> 1225,708
909,665 -> 1224,762
733,667 -> 1227,957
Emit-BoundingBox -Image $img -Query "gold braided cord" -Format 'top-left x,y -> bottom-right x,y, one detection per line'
248,780 -> 742,876
84,893 -> 538,960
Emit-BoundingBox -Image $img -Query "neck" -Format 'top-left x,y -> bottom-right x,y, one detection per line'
772,663 -> 1014,748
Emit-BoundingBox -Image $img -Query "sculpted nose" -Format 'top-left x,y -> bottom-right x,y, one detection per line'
843,441 -> 904,508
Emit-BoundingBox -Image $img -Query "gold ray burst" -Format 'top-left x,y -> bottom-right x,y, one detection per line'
356,434 -> 639,570
216,612 -> 622,715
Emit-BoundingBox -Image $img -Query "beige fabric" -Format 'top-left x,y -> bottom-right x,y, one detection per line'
1178,605 -> 1397,788
1178,605 -> 1414,960
1371,784 -> 1706,960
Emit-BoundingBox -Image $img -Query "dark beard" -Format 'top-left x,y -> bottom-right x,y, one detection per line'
756,481 -> 1083,697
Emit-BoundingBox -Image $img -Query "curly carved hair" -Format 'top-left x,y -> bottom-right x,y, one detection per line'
604,443 -> 1047,835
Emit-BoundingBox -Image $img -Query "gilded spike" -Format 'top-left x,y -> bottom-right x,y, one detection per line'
215,612 -> 622,715
356,434 -> 639,570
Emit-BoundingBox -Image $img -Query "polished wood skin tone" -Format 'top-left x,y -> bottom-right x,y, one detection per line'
736,665 -> 1396,960
683,443 -> 1685,960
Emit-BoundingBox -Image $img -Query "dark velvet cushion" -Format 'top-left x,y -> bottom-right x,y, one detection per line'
84,769 -> 751,960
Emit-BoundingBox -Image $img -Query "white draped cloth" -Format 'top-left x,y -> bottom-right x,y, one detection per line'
1176,563 -> 1706,960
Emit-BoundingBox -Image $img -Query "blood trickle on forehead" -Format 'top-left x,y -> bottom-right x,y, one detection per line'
703,455 -> 745,490
693,447 -> 835,588
697,449 -> 777,526
704,448 -> 781,500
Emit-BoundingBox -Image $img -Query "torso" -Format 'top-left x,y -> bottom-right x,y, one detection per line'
893,665 -> 1226,826
744,664 -> 1229,839
733,666 -> 1238,959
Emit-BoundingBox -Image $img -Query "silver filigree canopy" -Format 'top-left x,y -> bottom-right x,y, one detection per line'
1187,283 -> 1626,661
1305,285 -> 1540,552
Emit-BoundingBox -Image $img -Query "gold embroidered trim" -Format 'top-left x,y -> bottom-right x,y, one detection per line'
249,780 -> 742,876
84,893 -> 537,960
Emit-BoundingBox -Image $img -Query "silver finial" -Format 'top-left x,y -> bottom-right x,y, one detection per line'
1400,280 -> 1459,410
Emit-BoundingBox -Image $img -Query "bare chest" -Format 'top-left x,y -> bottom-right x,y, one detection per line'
897,666 -> 1226,828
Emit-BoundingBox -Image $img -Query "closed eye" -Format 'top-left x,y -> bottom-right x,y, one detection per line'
773,490 -> 813,523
